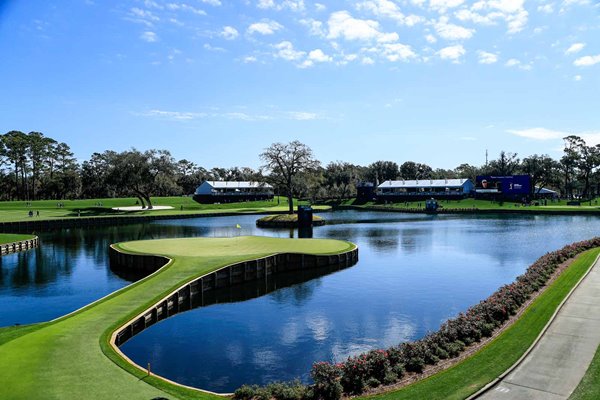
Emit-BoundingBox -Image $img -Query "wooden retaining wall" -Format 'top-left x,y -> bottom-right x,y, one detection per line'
110,245 -> 358,347
0,237 -> 39,256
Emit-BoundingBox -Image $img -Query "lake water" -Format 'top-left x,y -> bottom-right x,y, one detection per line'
2,211 -> 599,392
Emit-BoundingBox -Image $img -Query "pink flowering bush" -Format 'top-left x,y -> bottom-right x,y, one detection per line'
234,238 -> 600,400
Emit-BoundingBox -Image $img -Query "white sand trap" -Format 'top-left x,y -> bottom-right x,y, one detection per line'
112,206 -> 175,211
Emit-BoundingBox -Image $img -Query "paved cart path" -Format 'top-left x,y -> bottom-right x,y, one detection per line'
480,256 -> 600,400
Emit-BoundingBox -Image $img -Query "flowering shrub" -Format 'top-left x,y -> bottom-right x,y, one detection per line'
311,362 -> 343,400
234,238 -> 600,400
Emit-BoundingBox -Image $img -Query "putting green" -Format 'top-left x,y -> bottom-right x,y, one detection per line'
0,236 -> 355,400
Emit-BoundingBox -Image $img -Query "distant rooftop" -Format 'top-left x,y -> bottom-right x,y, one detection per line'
378,179 -> 471,189
201,181 -> 273,189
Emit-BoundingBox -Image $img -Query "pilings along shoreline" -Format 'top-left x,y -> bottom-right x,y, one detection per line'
109,245 -> 359,348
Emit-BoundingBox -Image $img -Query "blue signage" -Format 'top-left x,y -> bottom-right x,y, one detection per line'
475,175 -> 531,195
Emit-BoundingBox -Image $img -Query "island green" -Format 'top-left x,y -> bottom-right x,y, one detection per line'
0,236 -> 355,400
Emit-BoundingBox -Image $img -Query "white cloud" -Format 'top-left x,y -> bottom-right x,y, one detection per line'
438,44 -> 466,61
257,0 -> 305,12
508,128 -> 600,146
327,11 -> 383,41
204,43 -> 226,52
362,56 -> 375,64
141,109 -> 205,120
200,0 -> 221,5
382,43 -> 417,61
378,32 -> 400,43
425,34 -> 437,43
565,42 -> 585,55
220,26 -> 239,40
243,55 -> 258,63
453,0 -> 528,34
435,17 -> 475,40
140,31 -> 158,42
478,50 -> 498,64
288,111 -> 319,120
574,75 -> 582,81
224,112 -> 272,121
454,9 -> 498,25
357,0 -> 424,26
247,20 -> 284,35
563,0 -> 590,6
507,127 -> 564,140
505,57 -> 532,69
430,0 -> 465,12
130,7 -> 160,21
140,108 -> 322,122
505,58 -> 520,67
299,19 -> 325,36
166,3 -> 207,15
315,3 -> 326,11
308,49 -> 332,62
537,3 -> 554,13
573,54 -> 600,67
273,41 -> 305,61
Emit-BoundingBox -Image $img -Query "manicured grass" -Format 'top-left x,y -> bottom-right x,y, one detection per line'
0,233 -> 35,245
0,196 -> 329,223
364,248 -> 600,400
343,197 -> 600,213
570,339 -> 600,399
256,214 -> 323,227
0,236 -> 355,400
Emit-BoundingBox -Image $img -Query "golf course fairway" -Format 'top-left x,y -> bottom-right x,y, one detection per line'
0,236 -> 357,400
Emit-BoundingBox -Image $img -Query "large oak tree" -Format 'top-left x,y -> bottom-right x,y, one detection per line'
260,141 -> 320,214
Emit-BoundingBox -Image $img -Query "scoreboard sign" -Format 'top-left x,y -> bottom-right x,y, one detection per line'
475,175 -> 531,195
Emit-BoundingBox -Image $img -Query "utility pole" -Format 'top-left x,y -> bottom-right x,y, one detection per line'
485,149 -> 488,167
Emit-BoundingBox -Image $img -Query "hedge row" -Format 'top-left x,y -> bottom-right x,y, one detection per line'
234,238 -> 600,400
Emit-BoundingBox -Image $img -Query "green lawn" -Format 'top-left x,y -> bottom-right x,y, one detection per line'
0,233 -> 35,245
570,332 -> 600,399
342,197 -> 600,213
0,196 -> 329,223
364,248 -> 600,400
0,236 -> 355,400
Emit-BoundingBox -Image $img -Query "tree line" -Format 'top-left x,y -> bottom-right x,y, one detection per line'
2,131 -> 599,205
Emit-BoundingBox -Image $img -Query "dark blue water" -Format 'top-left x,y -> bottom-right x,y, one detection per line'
2,211 -> 599,392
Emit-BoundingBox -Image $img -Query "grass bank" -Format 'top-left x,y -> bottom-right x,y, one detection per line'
0,196 -> 329,225
364,248 -> 600,400
0,233 -> 35,245
571,334 -> 600,399
339,198 -> 600,214
0,236 -> 355,400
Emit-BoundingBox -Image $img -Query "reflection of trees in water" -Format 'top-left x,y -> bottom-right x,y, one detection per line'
267,278 -> 322,307
1,222 -> 218,290
0,247 -> 75,289
366,228 -> 400,252
322,227 -> 362,240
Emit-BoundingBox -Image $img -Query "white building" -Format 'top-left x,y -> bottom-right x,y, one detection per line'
193,181 -> 274,203
376,179 -> 474,199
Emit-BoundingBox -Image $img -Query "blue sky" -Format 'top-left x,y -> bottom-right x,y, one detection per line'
1,0 -> 599,169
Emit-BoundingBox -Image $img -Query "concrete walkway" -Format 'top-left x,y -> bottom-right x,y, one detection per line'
480,257 -> 600,400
